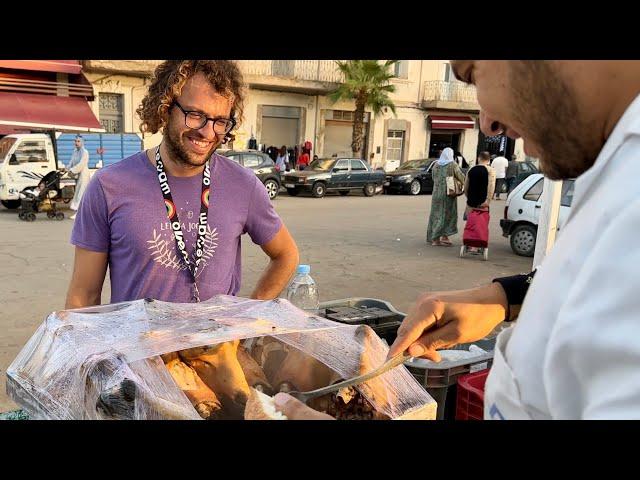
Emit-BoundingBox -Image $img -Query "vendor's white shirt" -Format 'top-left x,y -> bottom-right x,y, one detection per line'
485,92 -> 640,419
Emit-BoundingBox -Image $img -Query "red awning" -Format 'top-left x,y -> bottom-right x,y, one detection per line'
0,92 -> 104,132
429,115 -> 475,130
0,60 -> 82,75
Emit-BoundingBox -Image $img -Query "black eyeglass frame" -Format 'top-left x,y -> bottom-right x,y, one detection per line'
173,100 -> 236,134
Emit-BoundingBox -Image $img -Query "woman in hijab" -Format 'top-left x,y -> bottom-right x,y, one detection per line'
67,135 -> 90,220
426,147 -> 466,246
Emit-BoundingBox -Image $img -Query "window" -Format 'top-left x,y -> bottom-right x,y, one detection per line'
334,159 -> 349,172
561,180 -> 575,207
272,60 -> 294,77
386,130 -> 405,162
394,61 -> 409,79
99,93 -> 124,133
442,63 -> 452,82
243,154 -> 262,168
524,178 -> 544,201
332,110 -> 354,121
0,137 -> 16,163
520,163 -> 534,173
350,159 -> 367,171
13,140 -> 47,164
226,154 -> 241,164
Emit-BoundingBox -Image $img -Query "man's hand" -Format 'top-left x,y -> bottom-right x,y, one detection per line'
387,282 -> 508,362
274,393 -> 335,420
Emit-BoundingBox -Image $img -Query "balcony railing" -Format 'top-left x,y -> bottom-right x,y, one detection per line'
423,80 -> 478,105
237,60 -> 345,84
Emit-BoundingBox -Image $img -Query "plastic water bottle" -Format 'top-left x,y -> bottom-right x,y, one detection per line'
286,265 -> 320,315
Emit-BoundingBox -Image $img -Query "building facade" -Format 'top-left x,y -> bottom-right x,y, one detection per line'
81,60 -> 526,168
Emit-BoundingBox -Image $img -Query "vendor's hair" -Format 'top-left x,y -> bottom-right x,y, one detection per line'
137,60 -> 245,135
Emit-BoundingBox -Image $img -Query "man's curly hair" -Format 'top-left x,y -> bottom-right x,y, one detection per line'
137,60 -> 245,135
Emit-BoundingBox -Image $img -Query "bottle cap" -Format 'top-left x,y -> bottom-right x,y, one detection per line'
296,264 -> 310,274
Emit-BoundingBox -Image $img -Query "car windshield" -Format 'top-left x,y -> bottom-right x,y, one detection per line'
0,137 -> 16,164
399,159 -> 430,170
309,158 -> 336,171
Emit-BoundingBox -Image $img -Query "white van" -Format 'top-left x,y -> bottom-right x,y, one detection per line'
0,132 -> 143,209
500,173 -> 575,257
0,134 -> 57,209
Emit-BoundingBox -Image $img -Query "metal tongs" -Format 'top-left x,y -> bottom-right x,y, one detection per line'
288,352 -> 411,404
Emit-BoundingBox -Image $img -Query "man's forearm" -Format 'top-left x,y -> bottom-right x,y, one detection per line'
65,290 -> 102,310
250,253 -> 298,300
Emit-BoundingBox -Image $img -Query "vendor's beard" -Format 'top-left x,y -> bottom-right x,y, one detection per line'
508,61 -> 602,180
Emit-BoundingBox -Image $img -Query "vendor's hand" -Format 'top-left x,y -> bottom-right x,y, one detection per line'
274,393 -> 335,420
387,283 -> 509,362
479,202 -> 489,209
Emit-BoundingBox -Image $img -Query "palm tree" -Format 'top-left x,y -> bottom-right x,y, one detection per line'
329,60 -> 398,159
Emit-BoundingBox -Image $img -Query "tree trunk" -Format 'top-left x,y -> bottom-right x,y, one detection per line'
351,93 -> 366,158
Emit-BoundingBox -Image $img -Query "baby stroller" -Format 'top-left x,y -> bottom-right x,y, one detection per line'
460,208 -> 490,261
18,169 -> 74,222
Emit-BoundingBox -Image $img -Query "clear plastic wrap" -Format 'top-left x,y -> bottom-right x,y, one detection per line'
6,295 -> 436,420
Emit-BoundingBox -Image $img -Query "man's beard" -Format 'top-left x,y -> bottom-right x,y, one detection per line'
164,122 -> 219,168
508,61 -> 602,180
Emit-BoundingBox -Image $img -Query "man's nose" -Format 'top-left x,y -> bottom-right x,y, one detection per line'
479,111 -> 505,137
196,120 -> 218,141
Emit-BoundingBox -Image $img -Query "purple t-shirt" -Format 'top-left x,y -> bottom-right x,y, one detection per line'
71,151 -> 282,303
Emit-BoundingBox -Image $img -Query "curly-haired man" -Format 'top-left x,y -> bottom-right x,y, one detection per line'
66,61 -> 299,307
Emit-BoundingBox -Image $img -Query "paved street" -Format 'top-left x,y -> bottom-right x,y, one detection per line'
0,192 -> 531,411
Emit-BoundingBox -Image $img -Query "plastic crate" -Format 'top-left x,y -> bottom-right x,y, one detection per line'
403,338 -> 495,420
456,369 -> 490,420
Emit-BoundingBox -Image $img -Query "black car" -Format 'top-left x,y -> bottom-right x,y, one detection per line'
219,150 -> 281,200
500,160 -> 539,193
384,158 -> 436,195
282,157 -> 385,198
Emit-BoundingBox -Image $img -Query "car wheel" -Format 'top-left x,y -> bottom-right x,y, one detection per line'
339,190 -> 350,196
55,212 -> 65,221
47,211 -> 56,219
409,179 -> 421,195
1,200 -> 20,209
363,183 -> 376,197
510,224 -> 537,257
264,179 -> 279,200
311,182 -> 326,198
286,188 -> 299,197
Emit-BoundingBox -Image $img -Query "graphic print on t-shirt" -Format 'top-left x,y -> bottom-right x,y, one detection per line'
146,204 -> 218,272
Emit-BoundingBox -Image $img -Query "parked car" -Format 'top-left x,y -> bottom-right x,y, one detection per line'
500,173 -> 575,256
219,150 -> 281,200
282,157 -> 384,198
498,160 -> 539,193
384,158 -> 436,195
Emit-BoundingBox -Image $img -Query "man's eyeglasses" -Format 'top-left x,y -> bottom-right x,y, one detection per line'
173,101 -> 236,135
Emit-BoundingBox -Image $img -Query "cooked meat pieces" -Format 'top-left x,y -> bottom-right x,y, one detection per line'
178,340 -> 250,418
271,345 -> 341,393
163,355 -> 222,420
236,345 -> 273,395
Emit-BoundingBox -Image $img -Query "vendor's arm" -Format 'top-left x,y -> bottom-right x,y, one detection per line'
388,271 -> 536,361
